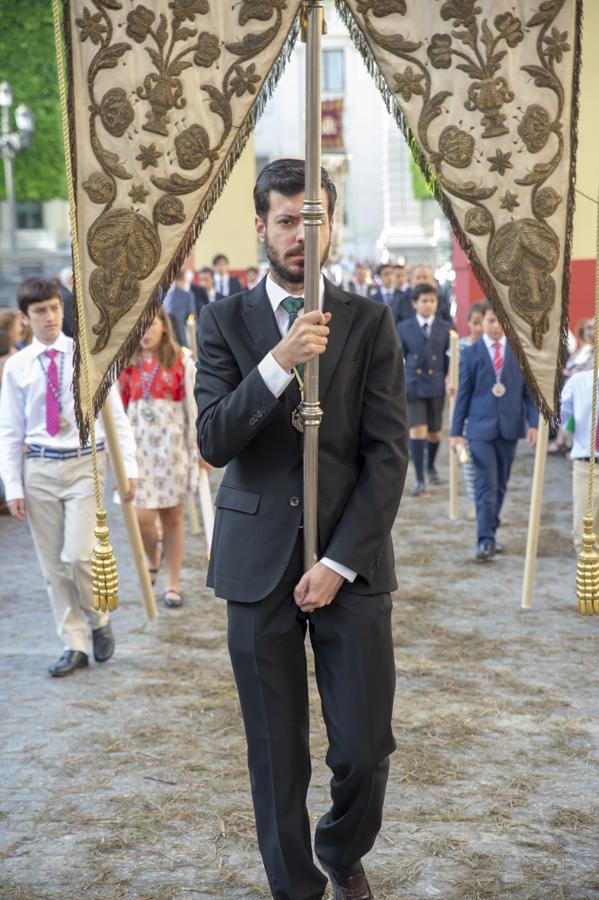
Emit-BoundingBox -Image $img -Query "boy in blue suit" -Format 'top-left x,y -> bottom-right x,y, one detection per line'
398,283 -> 451,494
450,302 -> 538,561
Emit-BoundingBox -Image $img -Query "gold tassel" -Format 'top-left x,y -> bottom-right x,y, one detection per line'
301,1 -> 327,42
92,509 -> 119,613
53,1 -> 119,611
576,180 -> 599,616
576,516 -> 599,615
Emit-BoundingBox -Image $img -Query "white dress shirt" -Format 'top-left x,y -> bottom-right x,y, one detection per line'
256,273 -> 356,584
416,314 -> 435,333
0,332 -> 138,502
214,273 -> 230,297
560,369 -> 599,460
482,333 -> 506,365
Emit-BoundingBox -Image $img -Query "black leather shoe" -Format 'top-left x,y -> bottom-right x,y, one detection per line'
92,623 -> 115,663
475,541 -> 496,563
49,650 -> 89,677
411,480 -> 425,496
427,468 -> 442,486
494,542 -> 503,554
317,857 -> 372,900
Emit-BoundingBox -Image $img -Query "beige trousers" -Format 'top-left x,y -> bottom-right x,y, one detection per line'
24,453 -> 109,653
572,459 -> 599,556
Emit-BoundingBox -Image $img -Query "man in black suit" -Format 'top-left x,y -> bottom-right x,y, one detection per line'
371,262 -> 398,309
348,262 -> 377,299
212,253 -> 243,297
196,158 -> 408,900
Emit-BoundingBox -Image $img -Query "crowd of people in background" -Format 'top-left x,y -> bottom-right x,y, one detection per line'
0,252 -> 596,578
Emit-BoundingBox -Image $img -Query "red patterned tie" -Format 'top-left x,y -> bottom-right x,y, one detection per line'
493,341 -> 503,375
45,349 -> 60,436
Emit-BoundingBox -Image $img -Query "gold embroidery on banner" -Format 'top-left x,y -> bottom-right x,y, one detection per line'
75,0 -> 290,353
354,0 -> 571,350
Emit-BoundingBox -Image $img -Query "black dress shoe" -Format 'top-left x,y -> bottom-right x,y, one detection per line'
427,467 -> 442,486
475,541 -> 496,563
317,857 -> 372,900
411,480 -> 425,496
49,650 -> 89,677
92,623 -> 115,663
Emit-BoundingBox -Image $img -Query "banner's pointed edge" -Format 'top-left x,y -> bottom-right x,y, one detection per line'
336,0 -> 584,429
65,5 -> 302,444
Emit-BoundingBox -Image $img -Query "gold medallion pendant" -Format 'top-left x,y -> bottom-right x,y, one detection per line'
291,406 -> 304,433
492,382 -> 506,398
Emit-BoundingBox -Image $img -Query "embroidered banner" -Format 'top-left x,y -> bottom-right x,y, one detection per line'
64,0 -> 301,435
337,0 -> 582,423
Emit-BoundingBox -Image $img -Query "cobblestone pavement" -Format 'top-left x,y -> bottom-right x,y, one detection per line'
1,445 -> 598,899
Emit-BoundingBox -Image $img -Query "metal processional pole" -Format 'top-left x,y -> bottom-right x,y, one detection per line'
301,1 -> 325,571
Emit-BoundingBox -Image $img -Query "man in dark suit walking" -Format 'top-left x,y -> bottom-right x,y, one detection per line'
196,158 -> 408,900
212,253 -> 243,297
450,301 -> 538,561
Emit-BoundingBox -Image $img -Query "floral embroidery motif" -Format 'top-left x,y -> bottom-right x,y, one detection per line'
73,0 -> 291,354
352,0 -> 573,350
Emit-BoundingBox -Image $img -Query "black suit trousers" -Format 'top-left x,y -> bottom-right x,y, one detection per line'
226,538 -> 396,900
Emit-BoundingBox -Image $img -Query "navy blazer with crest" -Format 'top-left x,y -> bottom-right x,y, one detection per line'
397,316 -> 451,399
195,277 -> 409,604
450,338 -> 539,442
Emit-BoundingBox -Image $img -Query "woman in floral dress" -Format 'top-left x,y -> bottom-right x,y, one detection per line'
119,307 -> 198,607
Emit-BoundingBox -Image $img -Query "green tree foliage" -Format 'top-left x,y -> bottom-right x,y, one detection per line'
410,154 -> 434,201
0,0 -> 66,201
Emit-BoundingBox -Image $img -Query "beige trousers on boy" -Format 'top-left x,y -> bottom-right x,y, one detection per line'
23,453 -> 109,654
572,459 -> 599,556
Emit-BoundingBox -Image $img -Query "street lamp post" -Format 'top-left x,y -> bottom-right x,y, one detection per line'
0,81 -> 35,279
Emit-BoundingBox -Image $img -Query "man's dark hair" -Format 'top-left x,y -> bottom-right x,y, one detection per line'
0,329 -> 11,357
468,300 -> 487,320
411,283 -> 438,303
200,266 -> 214,276
254,158 -> 337,220
479,299 -> 493,316
377,263 -> 393,277
17,277 -> 62,316
212,254 -> 228,266
246,266 -> 259,275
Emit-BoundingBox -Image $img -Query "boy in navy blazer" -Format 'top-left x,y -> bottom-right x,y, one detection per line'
398,283 -> 451,494
450,302 -> 538,561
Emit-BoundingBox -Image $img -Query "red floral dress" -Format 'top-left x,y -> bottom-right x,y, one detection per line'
119,350 -> 198,509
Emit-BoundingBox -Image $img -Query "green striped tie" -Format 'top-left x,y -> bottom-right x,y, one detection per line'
281,296 -> 304,377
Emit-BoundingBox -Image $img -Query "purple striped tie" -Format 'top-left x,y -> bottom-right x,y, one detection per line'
45,349 -> 60,436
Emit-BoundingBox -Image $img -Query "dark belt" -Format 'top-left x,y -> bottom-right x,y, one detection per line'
26,442 -> 105,460
578,457 -> 599,463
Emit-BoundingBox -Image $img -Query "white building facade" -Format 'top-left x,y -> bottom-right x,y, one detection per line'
254,1 -> 452,270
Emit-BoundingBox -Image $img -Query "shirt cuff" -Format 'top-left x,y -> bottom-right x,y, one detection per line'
321,557 -> 357,583
258,352 -> 294,398
4,478 -> 24,503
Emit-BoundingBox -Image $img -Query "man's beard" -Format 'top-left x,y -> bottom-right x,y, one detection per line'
265,234 -> 331,287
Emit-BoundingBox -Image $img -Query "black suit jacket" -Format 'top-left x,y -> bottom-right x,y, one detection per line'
61,285 -> 74,338
196,278 -> 409,604
214,274 -> 242,297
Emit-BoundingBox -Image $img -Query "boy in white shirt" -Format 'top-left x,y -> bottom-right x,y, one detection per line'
0,278 -> 138,677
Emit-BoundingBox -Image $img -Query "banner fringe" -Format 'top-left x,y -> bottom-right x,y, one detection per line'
335,0 -> 584,430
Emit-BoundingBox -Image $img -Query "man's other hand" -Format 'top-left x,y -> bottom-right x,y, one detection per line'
8,498 -> 26,520
272,311 -> 331,374
294,561 -> 344,614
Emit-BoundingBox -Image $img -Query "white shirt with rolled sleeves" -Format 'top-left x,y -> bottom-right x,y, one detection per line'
256,273 -> 357,584
0,332 -> 138,502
